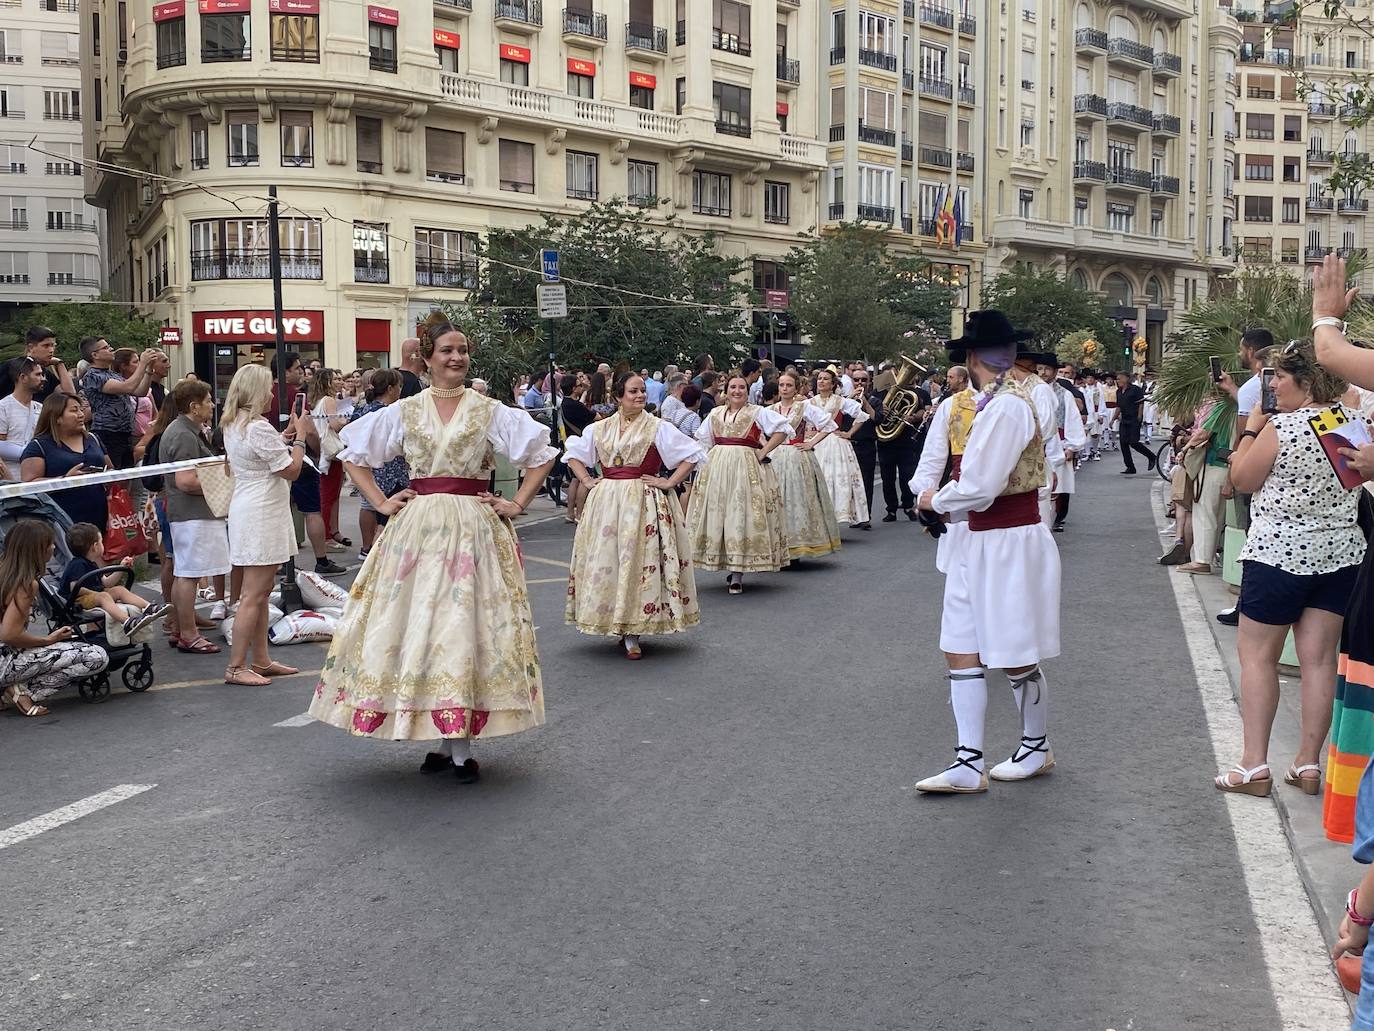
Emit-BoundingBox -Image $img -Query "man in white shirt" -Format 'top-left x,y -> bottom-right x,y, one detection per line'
660,374 -> 688,425
0,356 -> 46,479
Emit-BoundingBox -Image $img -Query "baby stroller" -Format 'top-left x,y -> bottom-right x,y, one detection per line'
0,494 -> 156,703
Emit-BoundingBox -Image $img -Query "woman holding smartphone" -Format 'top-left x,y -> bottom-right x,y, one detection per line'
19,391 -> 111,530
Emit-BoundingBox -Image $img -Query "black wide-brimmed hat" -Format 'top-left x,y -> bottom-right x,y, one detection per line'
946,309 -> 1035,363
1016,347 -> 1060,367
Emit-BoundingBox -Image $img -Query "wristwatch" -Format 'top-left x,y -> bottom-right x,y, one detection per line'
1312,316 -> 1347,334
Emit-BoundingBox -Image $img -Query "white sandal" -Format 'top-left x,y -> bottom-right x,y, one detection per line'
1214,763 -> 1272,796
1284,763 -> 1323,796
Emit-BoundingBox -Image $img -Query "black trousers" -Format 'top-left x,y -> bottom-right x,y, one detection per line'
1119,422 -> 1154,473
96,428 -> 134,470
853,441 -> 878,513
878,444 -> 918,514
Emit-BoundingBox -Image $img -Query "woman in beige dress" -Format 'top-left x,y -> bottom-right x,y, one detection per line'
768,371 -> 842,560
811,367 -> 873,525
687,374 -> 791,594
564,374 -> 705,659
307,322 -> 557,784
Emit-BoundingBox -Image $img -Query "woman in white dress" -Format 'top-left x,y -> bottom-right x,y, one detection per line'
810,367 -> 872,525
565,374 -> 704,659
221,364 -> 311,686
687,374 -> 791,594
307,323 -> 557,785
768,371 -> 842,559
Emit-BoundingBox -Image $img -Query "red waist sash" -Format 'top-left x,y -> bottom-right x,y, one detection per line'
409,476 -> 489,496
601,445 -> 662,479
1058,428 -> 1065,440
950,454 -> 963,477
715,436 -> 761,449
969,490 -> 1040,531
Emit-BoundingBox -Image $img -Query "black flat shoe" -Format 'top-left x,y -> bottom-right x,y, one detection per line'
420,752 -> 450,774
1216,608 -> 1240,627
1052,523 -> 1065,534
854,521 -> 872,530
881,512 -> 897,522
454,758 -> 481,784
905,509 -> 919,521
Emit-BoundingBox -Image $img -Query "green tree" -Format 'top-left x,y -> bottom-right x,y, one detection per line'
982,266 -> 1121,358
0,298 -> 160,365
476,199 -> 753,374
785,224 -> 954,364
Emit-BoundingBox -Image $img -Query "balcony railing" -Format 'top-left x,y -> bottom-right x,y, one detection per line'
1309,103 -> 1337,118
957,151 -> 975,171
496,0 -> 542,25
271,44 -> 319,62
902,70 -> 914,90
436,0 -> 473,8
626,22 -> 667,53
1074,93 -> 1107,117
227,152 -> 260,167
827,202 -> 845,220
202,45 -> 250,63
858,48 -> 897,71
46,221 -> 98,232
920,76 -> 953,100
1308,197 -> 1335,211
416,258 -> 479,290
1073,159 -> 1107,182
959,14 -> 976,34
901,214 -> 913,233
777,55 -> 799,83
715,119 -> 751,138
1344,104 -> 1363,120
957,85 -> 975,104
1339,198 -> 1370,212
191,156 -> 208,170
1306,245 -> 1331,261
563,9 -> 607,40
1108,38 -> 1153,65
369,49 -> 397,73
858,123 -> 897,146
0,109 -> 22,119
42,111 -> 80,121
156,49 -> 186,69
828,124 -> 845,142
856,203 -> 894,223
919,3 -> 954,29
901,140 -> 912,160
42,0 -> 80,9
353,264 -> 390,284
1151,174 -> 1180,195
1244,128 -> 1274,140
920,145 -> 952,167
0,219 -> 26,229
1152,114 -> 1180,136
1107,167 -> 1152,190
1153,52 -> 1181,76
713,29 -> 750,56
47,275 -> 99,288
829,46 -> 845,64
1340,246 -> 1368,258
1075,27 -> 1108,52
1106,102 -> 1153,128
190,250 -> 323,281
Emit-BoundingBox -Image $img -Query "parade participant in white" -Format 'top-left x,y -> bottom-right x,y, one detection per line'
1012,350 -> 1067,529
564,374 -> 705,659
1041,362 -> 1088,534
910,365 -> 976,574
914,311 -> 1063,795
1082,372 -> 1105,460
768,371 -> 843,559
811,368 -> 873,525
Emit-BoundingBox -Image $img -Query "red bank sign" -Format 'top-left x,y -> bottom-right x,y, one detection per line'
192,310 -> 325,344
629,71 -> 656,89
268,0 -> 320,12
153,1 -> 186,21
500,43 -> 530,63
198,0 -> 250,12
367,5 -> 399,25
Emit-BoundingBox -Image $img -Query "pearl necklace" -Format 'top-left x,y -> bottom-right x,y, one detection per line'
430,384 -> 464,398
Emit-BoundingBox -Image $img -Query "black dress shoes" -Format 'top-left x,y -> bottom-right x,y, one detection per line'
882,512 -> 897,522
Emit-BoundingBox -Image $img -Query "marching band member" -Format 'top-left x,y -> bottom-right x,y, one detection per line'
688,374 -> 791,594
1041,360 -> 1088,534
811,368 -> 873,527
564,374 -> 705,660
768,371 -> 843,560
913,311 -> 1062,795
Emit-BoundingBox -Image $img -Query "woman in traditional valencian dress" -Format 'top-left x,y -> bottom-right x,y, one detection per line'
307,323 -> 557,785
564,374 -> 704,660
811,367 -> 873,525
687,374 -> 791,595
768,370 -> 842,560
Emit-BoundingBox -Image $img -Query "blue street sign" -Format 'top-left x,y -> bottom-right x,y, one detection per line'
540,248 -> 560,282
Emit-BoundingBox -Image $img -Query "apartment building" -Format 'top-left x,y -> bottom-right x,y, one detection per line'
981,0 -> 1238,363
1230,0 -> 1374,287
822,0 -> 985,327
0,0 -> 102,306
81,0 -> 826,385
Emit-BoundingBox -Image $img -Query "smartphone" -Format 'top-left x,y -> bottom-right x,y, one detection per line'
1261,367 -> 1278,414
292,392 -> 308,418
1209,356 -> 1223,383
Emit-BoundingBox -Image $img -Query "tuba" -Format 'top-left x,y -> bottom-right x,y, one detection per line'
875,354 -> 928,442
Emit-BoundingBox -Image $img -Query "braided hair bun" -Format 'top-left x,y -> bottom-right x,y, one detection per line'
417,311 -> 463,358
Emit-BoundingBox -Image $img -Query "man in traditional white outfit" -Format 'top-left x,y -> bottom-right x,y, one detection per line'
1081,370 -> 1105,460
913,311 -> 1062,794
1013,349 -> 1066,531
1041,360 -> 1087,534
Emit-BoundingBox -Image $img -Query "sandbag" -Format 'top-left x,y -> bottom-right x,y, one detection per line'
296,569 -> 348,610
220,603 -> 284,645
314,606 -> 344,621
268,610 -> 337,645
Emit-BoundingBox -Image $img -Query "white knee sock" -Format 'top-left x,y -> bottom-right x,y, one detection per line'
1010,666 -> 1049,742
949,667 -> 988,776
448,738 -> 472,764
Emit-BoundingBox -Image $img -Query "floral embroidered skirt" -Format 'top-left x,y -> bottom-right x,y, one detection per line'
565,479 -> 699,637
686,446 -> 790,573
308,494 -> 544,741
770,445 -> 842,559
813,433 -> 870,525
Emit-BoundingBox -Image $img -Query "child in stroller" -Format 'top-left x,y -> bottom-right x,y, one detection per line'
61,522 -> 166,643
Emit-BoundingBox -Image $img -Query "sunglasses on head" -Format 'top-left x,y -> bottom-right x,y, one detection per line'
1284,338 -> 1303,355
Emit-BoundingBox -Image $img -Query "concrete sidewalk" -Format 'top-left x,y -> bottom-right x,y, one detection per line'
1156,484 -> 1354,954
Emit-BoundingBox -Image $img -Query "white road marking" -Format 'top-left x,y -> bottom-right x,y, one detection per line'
0,784 -> 156,850
1153,491 -> 1350,1028
273,712 -> 316,727
521,554 -> 570,569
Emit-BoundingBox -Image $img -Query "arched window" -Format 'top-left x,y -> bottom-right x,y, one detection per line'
1152,28 -> 1167,53
1109,14 -> 1136,40
1076,2 -> 1093,29
1145,276 -> 1164,306
1102,272 -> 1133,305
1071,268 -> 1089,291
998,179 -> 1005,214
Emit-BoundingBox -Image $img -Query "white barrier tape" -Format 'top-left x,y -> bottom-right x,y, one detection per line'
0,456 -> 227,501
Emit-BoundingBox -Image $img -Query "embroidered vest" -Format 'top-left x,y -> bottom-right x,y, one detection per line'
947,389 -> 977,455
994,377 -> 1046,498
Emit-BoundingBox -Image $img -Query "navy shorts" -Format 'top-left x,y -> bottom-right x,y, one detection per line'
291,463 -> 321,514
1239,559 -> 1360,625
154,497 -> 172,557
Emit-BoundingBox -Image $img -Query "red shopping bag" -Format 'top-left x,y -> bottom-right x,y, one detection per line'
103,483 -> 149,562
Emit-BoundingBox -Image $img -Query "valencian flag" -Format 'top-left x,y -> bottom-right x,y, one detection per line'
936,186 -> 958,248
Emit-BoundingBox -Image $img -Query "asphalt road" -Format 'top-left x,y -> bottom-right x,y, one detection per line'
2,460 -> 1292,1031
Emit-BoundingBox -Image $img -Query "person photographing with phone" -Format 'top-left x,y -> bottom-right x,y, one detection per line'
19,391 -> 112,532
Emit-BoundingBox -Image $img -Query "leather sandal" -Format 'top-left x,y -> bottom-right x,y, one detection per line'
2,686 -> 48,717
251,661 -> 300,677
175,635 -> 221,654
1215,763 -> 1272,796
1284,763 -> 1323,795
224,666 -> 271,686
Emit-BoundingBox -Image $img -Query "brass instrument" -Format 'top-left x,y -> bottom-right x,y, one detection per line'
875,354 -> 928,442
